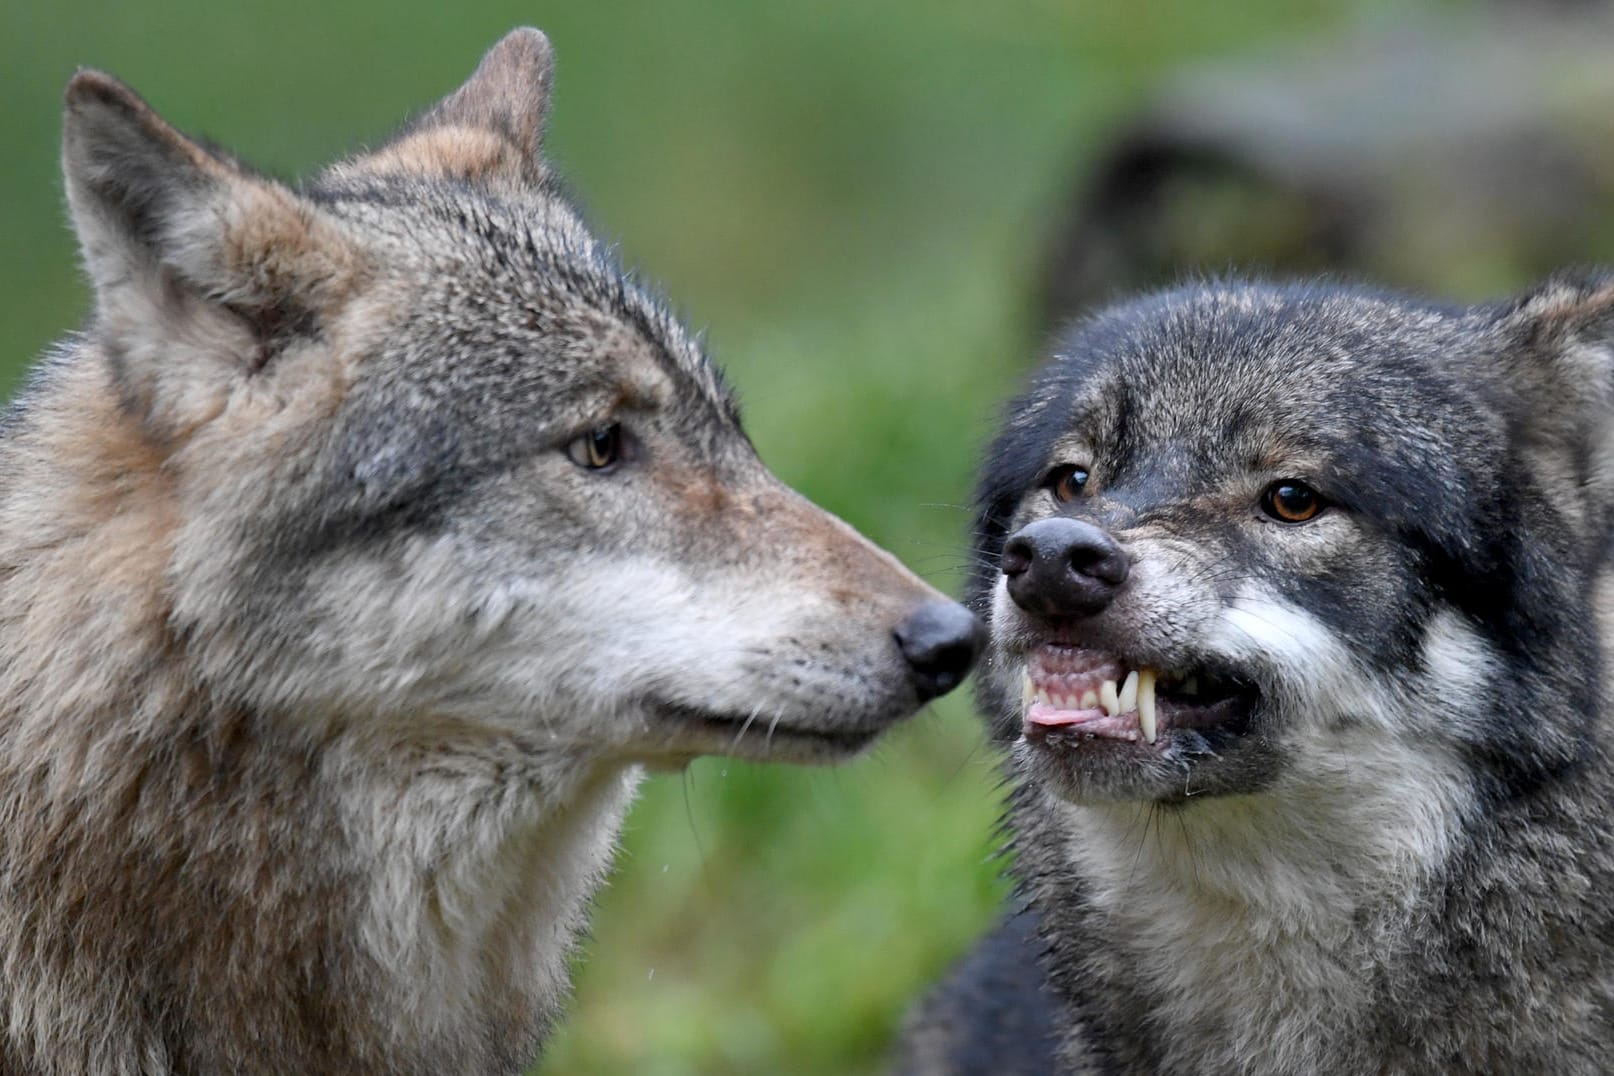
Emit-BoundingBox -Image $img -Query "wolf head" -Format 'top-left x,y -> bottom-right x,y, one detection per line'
57,28 -> 981,767
973,278 -> 1614,804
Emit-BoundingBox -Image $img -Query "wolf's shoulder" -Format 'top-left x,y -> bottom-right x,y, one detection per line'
892,907 -> 1064,1076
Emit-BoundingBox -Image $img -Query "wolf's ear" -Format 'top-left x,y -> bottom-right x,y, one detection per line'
63,71 -> 365,433
1492,272 -> 1614,533
336,28 -> 555,186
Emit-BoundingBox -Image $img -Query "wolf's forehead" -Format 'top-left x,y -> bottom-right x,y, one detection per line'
340,190 -> 734,418
1125,298 -> 1436,389
1045,292 -> 1472,471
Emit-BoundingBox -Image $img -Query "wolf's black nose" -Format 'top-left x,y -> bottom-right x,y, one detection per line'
1001,517 -> 1129,618
895,600 -> 985,702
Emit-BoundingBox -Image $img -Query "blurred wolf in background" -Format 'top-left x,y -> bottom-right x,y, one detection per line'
900,276 -> 1614,1074
0,28 -> 982,1075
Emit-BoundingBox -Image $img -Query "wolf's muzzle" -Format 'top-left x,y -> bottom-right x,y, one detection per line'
1002,517 -> 1128,618
894,600 -> 985,702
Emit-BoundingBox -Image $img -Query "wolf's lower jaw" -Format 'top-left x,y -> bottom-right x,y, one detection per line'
647,700 -> 887,761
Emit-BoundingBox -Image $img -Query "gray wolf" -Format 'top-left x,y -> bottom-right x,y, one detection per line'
898,277 -> 1614,1074
0,28 -> 982,1075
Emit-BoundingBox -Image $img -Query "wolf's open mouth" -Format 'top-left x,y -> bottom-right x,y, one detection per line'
1020,645 -> 1256,745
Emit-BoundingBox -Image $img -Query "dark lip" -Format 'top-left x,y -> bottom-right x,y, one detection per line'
652,701 -> 883,755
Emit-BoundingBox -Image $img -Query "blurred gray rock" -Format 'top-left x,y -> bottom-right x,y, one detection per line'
1042,9 -> 1614,324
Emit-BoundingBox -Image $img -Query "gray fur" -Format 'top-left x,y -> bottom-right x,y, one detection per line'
0,30 -> 977,1075
904,277 -> 1614,1073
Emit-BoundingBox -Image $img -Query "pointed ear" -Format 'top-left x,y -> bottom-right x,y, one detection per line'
1492,272 -> 1614,534
63,71 -> 366,433
334,28 -> 555,186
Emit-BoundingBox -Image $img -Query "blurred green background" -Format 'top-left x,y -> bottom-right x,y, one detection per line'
0,1 -> 1504,1072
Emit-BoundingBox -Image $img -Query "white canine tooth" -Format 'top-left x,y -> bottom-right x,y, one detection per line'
1118,670 -> 1139,714
1034,687 -> 1052,707
1100,679 -> 1119,717
1079,689 -> 1099,710
1022,672 -> 1035,713
1138,668 -> 1158,744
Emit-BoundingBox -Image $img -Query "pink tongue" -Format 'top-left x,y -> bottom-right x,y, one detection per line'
1026,701 -> 1106,727
1024,701 -> 1142,742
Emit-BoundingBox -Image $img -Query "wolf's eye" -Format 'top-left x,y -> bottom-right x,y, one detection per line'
566,424 -> 622,470
1048,465 -> 1089,503
1261,480 -> 1325,523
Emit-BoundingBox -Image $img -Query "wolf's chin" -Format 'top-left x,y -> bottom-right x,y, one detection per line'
641,699 -> 888,763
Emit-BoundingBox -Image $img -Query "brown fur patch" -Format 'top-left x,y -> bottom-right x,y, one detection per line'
224,184 -> 371,315
345,125 -> 533,185
1534,280 -> 1614,332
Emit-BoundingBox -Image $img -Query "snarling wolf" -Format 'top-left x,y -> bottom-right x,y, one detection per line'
0,29 -> 982,1075
899,277 -> 1614,1074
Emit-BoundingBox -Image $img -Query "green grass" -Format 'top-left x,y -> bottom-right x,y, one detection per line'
0,1 -> 1407,1070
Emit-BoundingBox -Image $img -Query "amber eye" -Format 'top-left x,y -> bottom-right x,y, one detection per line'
566,424 -> 622,470
1049,465 -> 1089,503
1261,480 -> 1325,523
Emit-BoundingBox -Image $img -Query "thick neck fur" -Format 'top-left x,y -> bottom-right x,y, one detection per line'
0,351 -> 636,1074
1019,726 -> 1614,1075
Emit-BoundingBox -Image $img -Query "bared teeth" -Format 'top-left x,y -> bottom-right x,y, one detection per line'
1138,668 -> 1158,743
1021,660 -> 1165,742
1118,670 -> 1138,714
